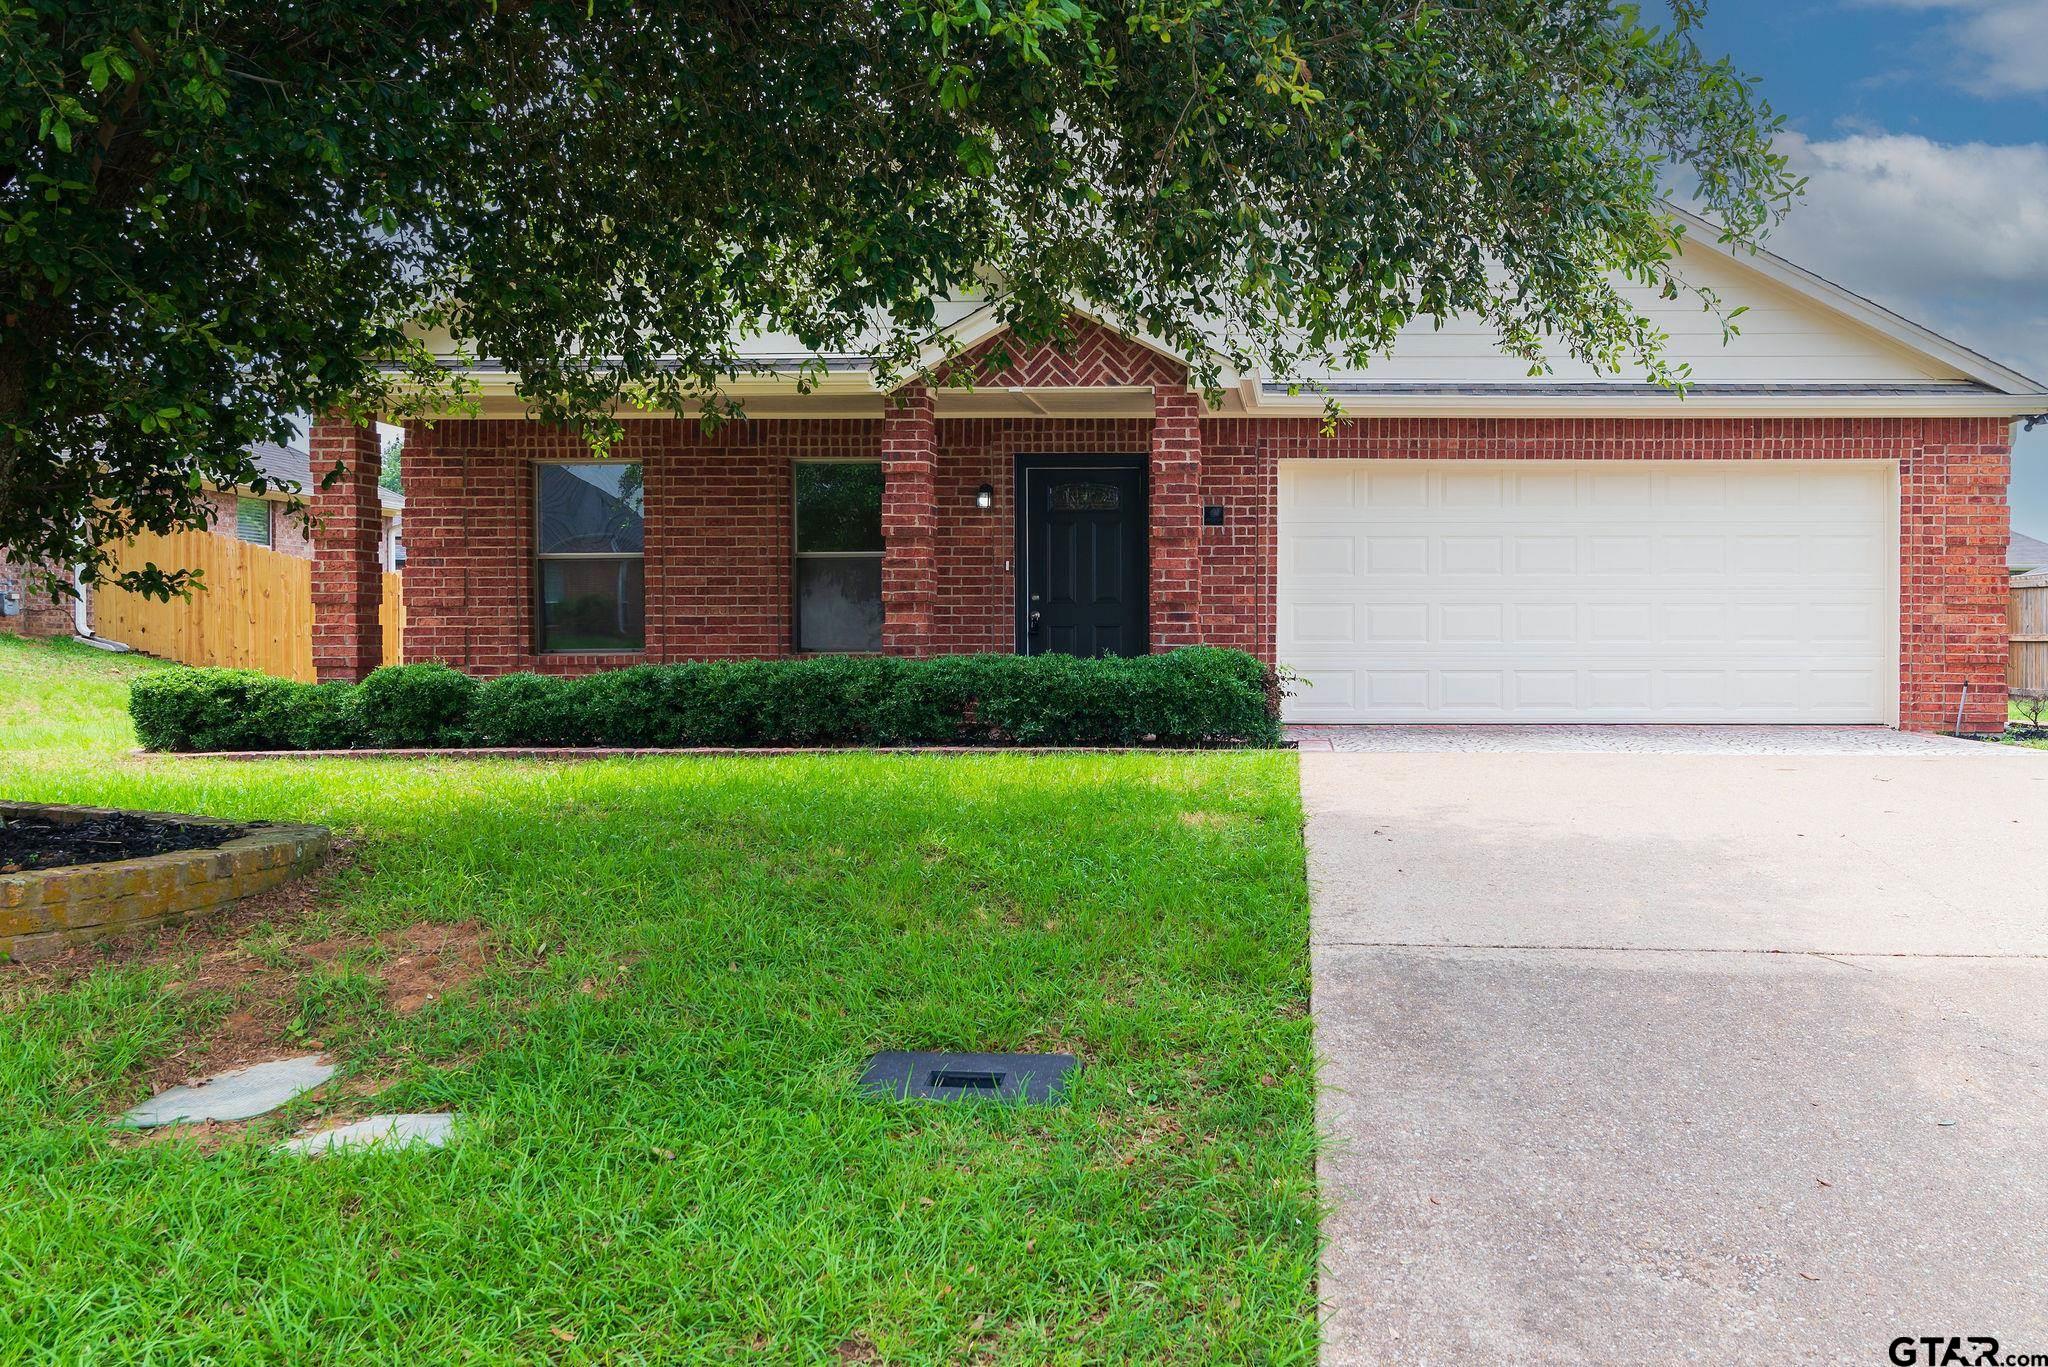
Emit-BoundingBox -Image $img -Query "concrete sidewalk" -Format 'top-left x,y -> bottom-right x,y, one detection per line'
1304,738 -> 2048,1364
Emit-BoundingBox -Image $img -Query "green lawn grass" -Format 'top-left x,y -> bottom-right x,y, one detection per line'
2004,698 -> 2048,750
0,633 -> 169,754
0,633 -> 1316,1362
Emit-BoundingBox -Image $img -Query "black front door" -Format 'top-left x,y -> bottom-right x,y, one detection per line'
1018,457 -> 1148,657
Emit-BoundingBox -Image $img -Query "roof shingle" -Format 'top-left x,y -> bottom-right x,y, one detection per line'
2010,532 -> 2048,572
245,441 -> 401,512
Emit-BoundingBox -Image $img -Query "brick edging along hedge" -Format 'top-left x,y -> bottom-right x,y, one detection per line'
157,744 -> 1270,762
129,650 -> 1283,753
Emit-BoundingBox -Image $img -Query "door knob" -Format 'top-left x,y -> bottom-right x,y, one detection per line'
1028,610 -> 1043,632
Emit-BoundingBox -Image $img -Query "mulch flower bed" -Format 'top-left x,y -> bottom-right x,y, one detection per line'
0,811 -> 249,874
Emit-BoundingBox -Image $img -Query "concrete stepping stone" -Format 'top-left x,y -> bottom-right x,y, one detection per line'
278,1112 -> 456,1155
120,1055 -> 334,1128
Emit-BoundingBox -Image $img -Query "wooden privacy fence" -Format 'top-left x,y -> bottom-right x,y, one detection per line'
381,571 -> 404,667
95,529 -> 402,682
2011,582 -> 2048,695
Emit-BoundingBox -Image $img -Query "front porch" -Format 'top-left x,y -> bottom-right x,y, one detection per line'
306,398 -> 1238,684
306,320 -> 1249,683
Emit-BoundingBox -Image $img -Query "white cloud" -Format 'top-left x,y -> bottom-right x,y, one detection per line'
1761,125 -> 2048,531
1854,0 -> 2048,96
1960,1 -> 2048,95
1764,130 -> 2048,380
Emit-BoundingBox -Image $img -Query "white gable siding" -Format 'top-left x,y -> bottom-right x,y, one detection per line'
730,299 -> 994,363
410,222 -> 2047,415
1298,243 -> 1971,387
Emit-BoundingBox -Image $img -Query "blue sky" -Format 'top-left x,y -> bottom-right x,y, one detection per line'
1691,0 -> 2048,536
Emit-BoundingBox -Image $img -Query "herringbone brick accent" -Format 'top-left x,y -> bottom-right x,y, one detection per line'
935,315 -> 1186,389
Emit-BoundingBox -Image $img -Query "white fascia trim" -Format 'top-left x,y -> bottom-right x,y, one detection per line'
1246,391 -> 2046,418
437,373 -> 2043,419
443,307 -> 1201,403
438,368 -> 879,400
903,299 -> 1005,378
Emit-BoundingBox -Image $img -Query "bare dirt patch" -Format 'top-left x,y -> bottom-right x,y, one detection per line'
380,920 -> 488,1015
4,846 -> 494,1089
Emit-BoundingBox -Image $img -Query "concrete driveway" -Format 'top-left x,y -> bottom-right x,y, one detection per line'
1303,730 -> 2048,1364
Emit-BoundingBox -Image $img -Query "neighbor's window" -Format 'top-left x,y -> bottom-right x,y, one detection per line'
234,496 -> 272,548
536,461 -> 645,653
794,461 -> 883,652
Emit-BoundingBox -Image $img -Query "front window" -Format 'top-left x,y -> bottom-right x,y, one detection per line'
536,461 -> 645,653
794,462 -> 883,652
234,496 -> 272,547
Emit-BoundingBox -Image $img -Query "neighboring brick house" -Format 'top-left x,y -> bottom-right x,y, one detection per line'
299,213 -> 2044,731
1,441 -> 402,640
0,563 -> 79,638
196,440 -> 404,569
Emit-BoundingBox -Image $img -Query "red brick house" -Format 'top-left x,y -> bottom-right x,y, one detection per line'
306,219 -> 2047,731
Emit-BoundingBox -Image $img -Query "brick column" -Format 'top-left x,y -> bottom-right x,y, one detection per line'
309,417 -> 385,682
881,386 -> 938,657
1899,420 -> 2011,732
1148,387 -> 1203,649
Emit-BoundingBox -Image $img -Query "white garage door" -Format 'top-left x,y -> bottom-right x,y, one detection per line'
1279,461 -> 1897,724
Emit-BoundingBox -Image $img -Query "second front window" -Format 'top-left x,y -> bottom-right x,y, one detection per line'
536,461 -> 645,653
794,462 -> 884,652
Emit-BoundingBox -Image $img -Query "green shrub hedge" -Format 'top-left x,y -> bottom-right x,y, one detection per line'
129,649 -> 1282,752
353,662 -> 478,747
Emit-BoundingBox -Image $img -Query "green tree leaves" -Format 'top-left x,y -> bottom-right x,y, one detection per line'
2,0 -> 1793,598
